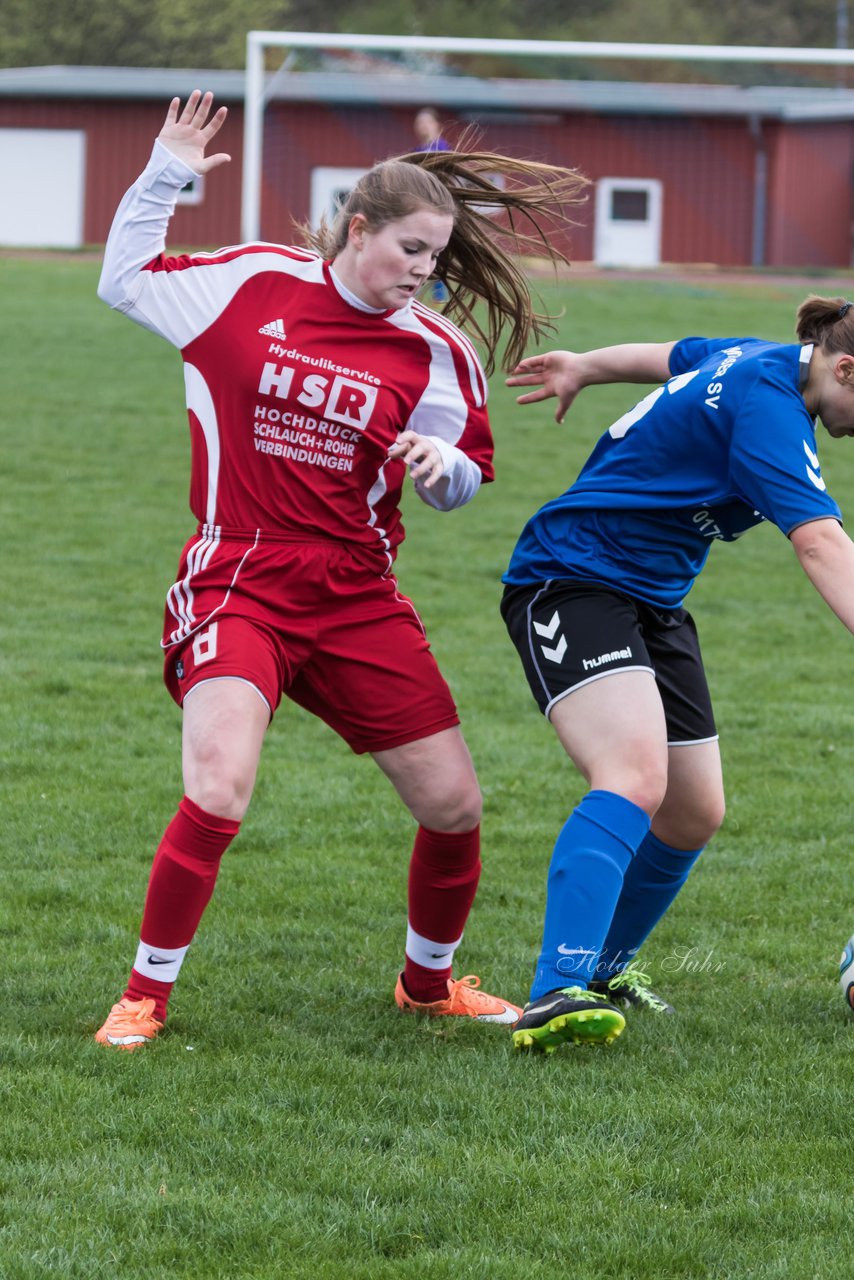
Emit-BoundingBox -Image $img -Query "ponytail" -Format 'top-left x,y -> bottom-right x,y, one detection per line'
796,294 -> 854,354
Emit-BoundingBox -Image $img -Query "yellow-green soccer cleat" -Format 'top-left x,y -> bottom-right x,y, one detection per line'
589,966 -> 675,1014
512,986 -> 626,1054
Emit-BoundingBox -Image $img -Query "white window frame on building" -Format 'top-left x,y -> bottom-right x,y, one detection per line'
309,166 -> 369,229
594,177 -> 663,268
176,174 -> 205,206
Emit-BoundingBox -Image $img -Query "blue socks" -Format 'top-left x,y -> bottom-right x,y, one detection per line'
530,790 -> 650,1002
596,831 -> 705,979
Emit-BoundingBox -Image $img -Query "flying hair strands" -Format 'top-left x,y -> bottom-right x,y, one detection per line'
302,133 -> 590,375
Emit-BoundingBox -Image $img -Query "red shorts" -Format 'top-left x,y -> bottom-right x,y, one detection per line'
162,532 -> 459,754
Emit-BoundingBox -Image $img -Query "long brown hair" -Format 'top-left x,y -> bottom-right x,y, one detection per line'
301,143 -> 589,374
796,294 -> 854,352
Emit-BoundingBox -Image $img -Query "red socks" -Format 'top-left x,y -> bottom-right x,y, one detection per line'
403,824 -> 481,1003
123,811 -> 481,1018
124,796 -> 239,1020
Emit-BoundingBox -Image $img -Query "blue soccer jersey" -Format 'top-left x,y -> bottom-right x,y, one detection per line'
503,337 -> 843,608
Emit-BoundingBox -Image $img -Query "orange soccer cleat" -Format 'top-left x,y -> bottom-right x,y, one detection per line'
395,973 -> 522,1025
95,997 -> 164,1051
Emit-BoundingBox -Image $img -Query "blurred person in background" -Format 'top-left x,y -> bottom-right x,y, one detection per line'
413,107 -> 450,302
413,105 -> 450,154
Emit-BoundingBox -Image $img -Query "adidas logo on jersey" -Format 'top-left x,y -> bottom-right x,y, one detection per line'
258,318 -> 287,339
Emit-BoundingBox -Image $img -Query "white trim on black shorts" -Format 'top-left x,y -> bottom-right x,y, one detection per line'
544,665 -> 655,720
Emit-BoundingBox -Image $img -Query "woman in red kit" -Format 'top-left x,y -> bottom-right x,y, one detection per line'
94,91 -> 585,1049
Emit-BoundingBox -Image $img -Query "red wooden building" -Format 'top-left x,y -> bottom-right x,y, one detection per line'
2,63 -> 854,268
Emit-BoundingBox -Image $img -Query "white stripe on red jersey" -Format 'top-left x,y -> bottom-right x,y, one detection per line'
410,300 -> 488,407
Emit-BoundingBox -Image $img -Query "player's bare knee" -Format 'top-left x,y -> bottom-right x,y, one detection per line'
193,788 -> 248,822
449,791 -> 483,832
689,794 -> 725,846
656,794 -> 725,849
628,780 -> 668,820
417,781 -> 482,833
590,763 -> 667,820
185,767 -> 252,822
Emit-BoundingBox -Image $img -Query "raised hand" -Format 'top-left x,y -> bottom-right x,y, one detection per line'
158,91 -> 231,174
506,351 -> 582,424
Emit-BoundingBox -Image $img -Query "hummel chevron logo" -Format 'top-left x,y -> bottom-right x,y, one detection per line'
533,610 -> 561,640
258,318 -> 287,339
533,611 -> 567,663
541,635 -> 567,662
803,439 -> 826,491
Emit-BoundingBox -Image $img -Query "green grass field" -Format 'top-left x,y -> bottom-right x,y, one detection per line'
2,257 -> 854,1279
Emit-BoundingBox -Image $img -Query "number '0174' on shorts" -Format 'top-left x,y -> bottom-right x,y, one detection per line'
162,533 -> 460,755
501,578 -> 718,746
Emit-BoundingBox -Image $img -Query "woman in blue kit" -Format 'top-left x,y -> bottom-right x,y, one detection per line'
501,295 -> 854,1053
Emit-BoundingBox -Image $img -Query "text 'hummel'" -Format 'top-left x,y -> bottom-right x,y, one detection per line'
582,646 -> 632,671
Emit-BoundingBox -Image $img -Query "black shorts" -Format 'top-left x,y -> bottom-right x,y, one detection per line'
501,579 -> 717,746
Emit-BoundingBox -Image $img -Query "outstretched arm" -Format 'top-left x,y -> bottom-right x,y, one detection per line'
98,92 -> 230,313
790,518 -> 854,634
506,342 -> 676,423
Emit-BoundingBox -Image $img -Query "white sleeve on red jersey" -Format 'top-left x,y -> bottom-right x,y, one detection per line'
412,436 -> 482,510
98,140 -> 197,312
98,140 -> 323,348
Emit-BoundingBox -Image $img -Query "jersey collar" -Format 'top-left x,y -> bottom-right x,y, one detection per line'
799,342 -> 814,392
324,260 -> 397,318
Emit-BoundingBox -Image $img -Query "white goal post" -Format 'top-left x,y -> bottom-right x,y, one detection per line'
242,30 -> 854,242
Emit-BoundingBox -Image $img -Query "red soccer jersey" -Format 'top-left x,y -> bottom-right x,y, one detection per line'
99,145 -> 494,570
